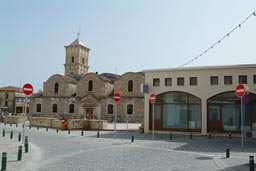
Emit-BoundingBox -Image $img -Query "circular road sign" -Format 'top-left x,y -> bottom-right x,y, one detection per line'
149,93 -> 156,104
235,84 -> 249,98
114,93 -> 121,102
22,83 -> 33,96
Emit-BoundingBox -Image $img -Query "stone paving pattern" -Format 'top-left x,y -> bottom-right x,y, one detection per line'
0,123 -> 255,171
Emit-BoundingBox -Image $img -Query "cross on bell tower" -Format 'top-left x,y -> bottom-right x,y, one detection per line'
64,37 -> 90,76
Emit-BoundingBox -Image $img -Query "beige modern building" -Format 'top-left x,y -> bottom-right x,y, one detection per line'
0,86 -> 30,118
30,38 -> 144,123
143,65 -> 256,135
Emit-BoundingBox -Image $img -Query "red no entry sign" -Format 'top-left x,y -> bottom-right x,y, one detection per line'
22,83 -> 33,96
149,93 -> 156,104
113,93 -> 120,102
235,84 -> 249,98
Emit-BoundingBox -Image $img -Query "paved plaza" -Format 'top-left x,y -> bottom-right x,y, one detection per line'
0,123 -> 255,171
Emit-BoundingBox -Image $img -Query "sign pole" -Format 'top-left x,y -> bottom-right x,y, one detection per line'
241,98 -> 244,150
152,103 -> 155,140
22,96 -> 27,144
114,105 -> 117,139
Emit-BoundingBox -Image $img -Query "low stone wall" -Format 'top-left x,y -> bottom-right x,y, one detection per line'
29,117 -> 54,127
67,119 -> 85,130
52,119 -> 63,129
90,120 -> 108,130
4,116 -> 24,124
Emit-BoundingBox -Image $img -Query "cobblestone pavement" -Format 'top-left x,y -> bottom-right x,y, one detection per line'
0,123 -> 255,171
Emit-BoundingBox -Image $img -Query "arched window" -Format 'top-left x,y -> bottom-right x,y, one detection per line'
88,80 -> 93,91
128,80 -> 133,92
127,104 -> 133,115
36,104 -> 41,113
71,56 -> 74,63
107,104 -> 114,114
52,104 -> 57,113
54,83 -> 59,93
69,104 -> 75,113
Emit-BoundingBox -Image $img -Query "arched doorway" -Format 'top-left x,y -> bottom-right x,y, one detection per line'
207,92 -> 256,133
149,91 -> 201,131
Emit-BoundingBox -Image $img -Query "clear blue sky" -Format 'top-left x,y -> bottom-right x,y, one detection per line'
0,0 -> 256,91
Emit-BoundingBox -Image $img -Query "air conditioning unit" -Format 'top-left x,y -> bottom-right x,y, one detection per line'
246,131 -> 256,138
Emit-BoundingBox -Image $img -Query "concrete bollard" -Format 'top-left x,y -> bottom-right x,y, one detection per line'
81,130 -> 84,136
131,136 -> 134,142
1,152 -> 7,171
249,156 -> 254,171
97,130 -> 99,138
226,148 -> 230,158
18,132 -> 21,142
17,146 -> 22,161
2,129 -> 5,137
10,131 -> 13,139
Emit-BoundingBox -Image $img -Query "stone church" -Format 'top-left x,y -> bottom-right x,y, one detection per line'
30,37 -> 145,123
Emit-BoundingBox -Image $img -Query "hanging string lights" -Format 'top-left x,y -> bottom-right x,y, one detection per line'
178,11 -> 256,68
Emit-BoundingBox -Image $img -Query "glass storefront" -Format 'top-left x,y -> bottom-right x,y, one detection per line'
152,92 -> 201,131
207,92 -> 256,132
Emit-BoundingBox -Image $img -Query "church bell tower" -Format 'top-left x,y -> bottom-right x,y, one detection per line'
64,38 -> 90,76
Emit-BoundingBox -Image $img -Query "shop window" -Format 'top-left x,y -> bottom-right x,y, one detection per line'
177,77 -> 184,86
210,76 -> 218,85
88,80 -> 93,91
69,104 -> 74,113
128,80 -> 133,92
165,78 -> 172,86
107,104 -> 114,114
239,75 -> 247,84
54,83 -> 59,93
127,104 -> 133,115
36,104 -> 41,113
153,78 -> 160,86
52,104 -> 57,113
155,92 -> 201,130
224,76 -> 232,85
190,77 -> 197,85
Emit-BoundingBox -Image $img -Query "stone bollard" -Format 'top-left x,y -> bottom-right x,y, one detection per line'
131,136 -> 134,142
2,129 -> 5,137
17,146 -> 22,161
249,156 -> 254,171
18,132 -> 21,142
1,152 -> 7,171
226,148 -> 230,158
10,131 -> 13,139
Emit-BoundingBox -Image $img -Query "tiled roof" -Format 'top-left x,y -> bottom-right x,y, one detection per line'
0,86 -> 21,92
69,38 -> 86,47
